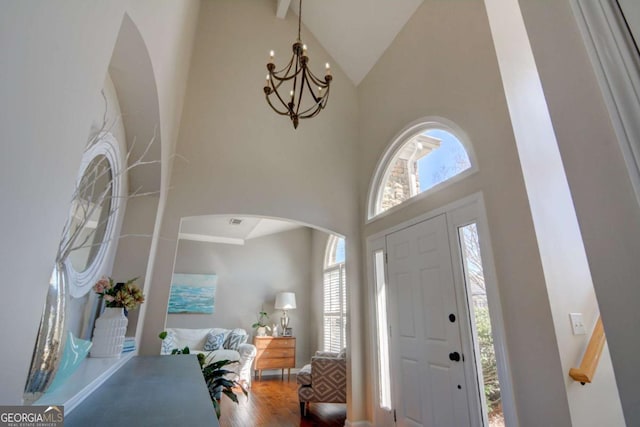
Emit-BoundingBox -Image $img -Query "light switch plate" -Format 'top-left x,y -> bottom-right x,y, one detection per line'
569,313 -> 586,335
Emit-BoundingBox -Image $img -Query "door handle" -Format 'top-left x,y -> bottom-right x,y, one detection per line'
449,351 -> 461,362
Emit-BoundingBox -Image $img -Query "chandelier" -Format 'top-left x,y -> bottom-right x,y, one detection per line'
263,0 -> 332,129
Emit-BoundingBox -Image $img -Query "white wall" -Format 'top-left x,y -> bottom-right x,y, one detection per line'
136,0 -> 364,421
518,1 -> 640,424
357,0 -> 577,424
112,195 -> 160,337
166,228 -> 314,366
618,0 -> 640,45
0,0 -> 199,405
483,0 -> 624,425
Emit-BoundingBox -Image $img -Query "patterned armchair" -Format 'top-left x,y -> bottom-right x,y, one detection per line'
296,350 -> 347,416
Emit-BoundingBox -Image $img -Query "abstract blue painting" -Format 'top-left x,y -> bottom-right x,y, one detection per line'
168,273 -> 217,314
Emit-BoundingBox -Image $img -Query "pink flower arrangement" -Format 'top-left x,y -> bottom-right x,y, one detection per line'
93,276 -> 145,311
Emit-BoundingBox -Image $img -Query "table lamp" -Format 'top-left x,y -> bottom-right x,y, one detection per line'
274,292 -> 296,330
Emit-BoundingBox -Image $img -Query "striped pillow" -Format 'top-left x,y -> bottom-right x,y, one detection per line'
223,329 -> 248,350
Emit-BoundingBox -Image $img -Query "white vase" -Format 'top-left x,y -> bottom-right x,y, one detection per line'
90,307 -> 128,358
257,326 -> 267,337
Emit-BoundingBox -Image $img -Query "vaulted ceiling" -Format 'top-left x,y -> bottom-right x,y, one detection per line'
279,0 -> 424,85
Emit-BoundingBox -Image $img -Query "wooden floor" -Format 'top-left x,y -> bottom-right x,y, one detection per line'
218,376 -> 346,427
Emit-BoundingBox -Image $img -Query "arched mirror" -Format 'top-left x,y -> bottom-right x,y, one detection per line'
66,133 -> 124,298
67,154 -> 112,273
24,131 -> 125,403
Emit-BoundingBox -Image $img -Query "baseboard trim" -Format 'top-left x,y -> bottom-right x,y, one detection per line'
344,421 -> 372,427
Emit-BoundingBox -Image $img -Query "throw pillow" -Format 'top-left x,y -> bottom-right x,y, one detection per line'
224,328 -> 248,350
161,331 -> 177,354
338,347 -> 347,359
203,331 -> 225,351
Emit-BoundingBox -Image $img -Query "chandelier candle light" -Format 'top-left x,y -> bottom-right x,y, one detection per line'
263,0 -> 332,129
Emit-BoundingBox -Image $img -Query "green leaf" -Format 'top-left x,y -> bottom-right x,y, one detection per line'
213,399 -> 221,419
197,353 -> 206,368
158,331 -> 167,340
204,369 -> 234,379
222,389 -> 239,404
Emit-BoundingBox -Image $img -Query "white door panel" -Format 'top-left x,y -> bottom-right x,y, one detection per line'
387,214 -> 474,427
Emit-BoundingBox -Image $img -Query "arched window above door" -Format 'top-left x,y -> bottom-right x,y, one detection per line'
367,118 -> 476,220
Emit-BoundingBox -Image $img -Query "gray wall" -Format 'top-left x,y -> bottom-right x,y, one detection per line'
166,227 -> 315,367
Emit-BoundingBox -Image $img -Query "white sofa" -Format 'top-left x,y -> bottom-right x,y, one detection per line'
160,327 -> 257,387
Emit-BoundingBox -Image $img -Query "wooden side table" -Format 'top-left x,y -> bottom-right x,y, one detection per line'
254,336 -> 296,381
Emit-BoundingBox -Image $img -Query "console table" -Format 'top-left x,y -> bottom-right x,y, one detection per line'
65,355 -> 218,427
254,336 -> 296,381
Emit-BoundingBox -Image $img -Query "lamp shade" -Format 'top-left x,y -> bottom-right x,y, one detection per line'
275,292 -> 297,310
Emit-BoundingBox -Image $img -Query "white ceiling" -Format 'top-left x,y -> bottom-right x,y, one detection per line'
286,0 -> 424,85
180,215 -> 303,245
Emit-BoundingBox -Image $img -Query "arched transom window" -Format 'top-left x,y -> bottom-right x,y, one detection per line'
368,120 -> 475,219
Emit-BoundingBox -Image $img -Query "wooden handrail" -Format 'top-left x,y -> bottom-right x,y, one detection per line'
569,316 -> 605,385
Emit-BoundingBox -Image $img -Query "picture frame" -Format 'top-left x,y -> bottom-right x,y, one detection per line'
283,327 -> 293,337
167,273 -> 217,314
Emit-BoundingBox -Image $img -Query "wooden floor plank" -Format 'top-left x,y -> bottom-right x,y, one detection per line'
219,377 -> 346,427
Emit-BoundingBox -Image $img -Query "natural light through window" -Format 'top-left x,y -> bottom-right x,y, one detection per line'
323,235 -> 346,353
459,223 -> 503,427
374,128 -> 471,216
374,250 -> 391,410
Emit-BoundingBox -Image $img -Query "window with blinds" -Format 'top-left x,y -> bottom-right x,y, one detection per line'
323,236 -> 346,353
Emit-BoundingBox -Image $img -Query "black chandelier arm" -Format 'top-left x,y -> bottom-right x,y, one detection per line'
268,71 -> 292,96
305,67 -> 331,87
265,93 -> 293,116
269,84 -> 293,115
266,66 -> 331,119
297,98 -> 325,118
262,0 -> 331,128
270,50 -> 296,76
298,105 -> 322,119
270,70 -> 303,84
268,66 -> 297,112
297,97 -> 325,118
292,86 -> 300,117
303,73 -> 322,103
294,67 -> 311,116
268,60 -> 296,96
299,88 -> 330,119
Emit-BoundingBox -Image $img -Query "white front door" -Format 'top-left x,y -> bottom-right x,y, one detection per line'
386,213 -> 476,427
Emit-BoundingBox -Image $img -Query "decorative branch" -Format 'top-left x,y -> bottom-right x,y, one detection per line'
56,92 -> 160,264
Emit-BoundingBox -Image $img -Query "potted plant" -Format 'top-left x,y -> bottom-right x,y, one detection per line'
202,359 -> 247,418
158,331 -> 247,418
251,311 -> 271,337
